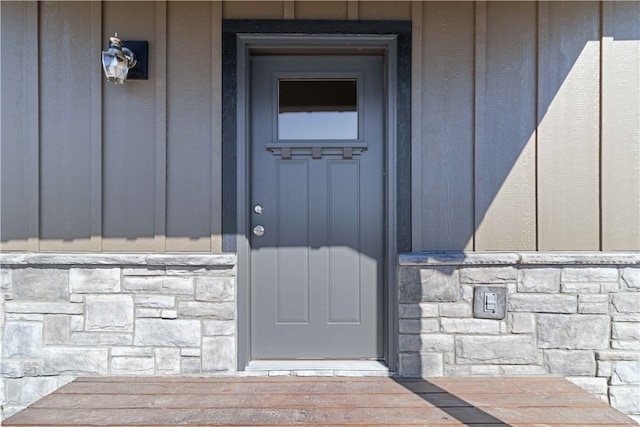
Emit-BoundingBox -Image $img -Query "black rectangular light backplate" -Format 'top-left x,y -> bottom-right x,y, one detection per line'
122,40 -> 148,80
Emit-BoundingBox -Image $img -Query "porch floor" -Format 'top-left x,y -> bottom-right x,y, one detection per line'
4,376 -> 638,426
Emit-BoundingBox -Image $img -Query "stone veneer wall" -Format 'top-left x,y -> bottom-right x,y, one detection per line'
0,253 -> 237,419
398,252 -> 640,422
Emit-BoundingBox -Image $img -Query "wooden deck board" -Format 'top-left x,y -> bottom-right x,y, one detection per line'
4,377 -> 638,426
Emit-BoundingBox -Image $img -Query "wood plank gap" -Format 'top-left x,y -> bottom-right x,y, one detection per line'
473,1 -> 486,252
154,1 -> 168,252
410,1 -> 423,251
90,1 -> 103,251
27,1 -> 40,251
211,1 -> 223,252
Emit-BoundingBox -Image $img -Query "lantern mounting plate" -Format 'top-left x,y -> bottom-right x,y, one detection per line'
122,40 -> 148,80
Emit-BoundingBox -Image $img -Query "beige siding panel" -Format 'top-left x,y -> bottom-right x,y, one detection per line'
420,2 -> 475,251
166,2 -> 213,252
537,2 -> 600,250
359,1 -> 411,21
222,1 -> 284,19
602,2 -> 640,250
474,1 -> 537,251
102,1 -> 158,252
90,2 -> 103,251
154,2 -> 168,252
0,2 -> 39,251
39,2 -> 94,251
295,1 -> 348,20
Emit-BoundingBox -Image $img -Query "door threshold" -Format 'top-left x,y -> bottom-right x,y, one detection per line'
246,360 -> 391,376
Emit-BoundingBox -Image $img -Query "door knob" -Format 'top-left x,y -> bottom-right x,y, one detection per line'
253,225 -> 265,237
253,204 -> 265,215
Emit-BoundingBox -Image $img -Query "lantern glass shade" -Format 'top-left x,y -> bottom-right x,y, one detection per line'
102,36 -> 137,84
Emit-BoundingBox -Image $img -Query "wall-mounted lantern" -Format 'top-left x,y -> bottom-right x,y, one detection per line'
101,33 -> 148,84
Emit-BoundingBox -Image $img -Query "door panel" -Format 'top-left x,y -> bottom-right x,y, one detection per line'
250,55 -> 384,359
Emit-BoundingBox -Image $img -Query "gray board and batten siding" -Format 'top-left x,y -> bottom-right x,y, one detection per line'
1,1 -> 638,253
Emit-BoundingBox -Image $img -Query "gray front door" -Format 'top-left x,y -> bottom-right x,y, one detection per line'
250,55 -> 384,359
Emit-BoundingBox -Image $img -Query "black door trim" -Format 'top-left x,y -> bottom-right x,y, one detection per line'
221,20 -> 411,372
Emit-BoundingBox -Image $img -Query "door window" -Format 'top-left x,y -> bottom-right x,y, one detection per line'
278,79 -> 358,140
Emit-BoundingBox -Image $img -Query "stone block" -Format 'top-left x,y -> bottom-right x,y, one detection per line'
612,340 -> 640,350
537,314 -> 609,349
440,318 -> 500,334
3,322 -> 42,358
399,318 -> 439,334
70,315 -> 84,331
5,313 -> 43,321
134,295 -> 175,308
161,310 -> 178,319
1,360 -> 22,378
178,302 -> 234,320
613,314 -> 640,322
71,333 -> 99,345
111,347 -> 152,357
439,303 -> 472,318
508,294 -> 577,313
111,357 -> 154,375
42,347 -> 108,375
181,357 -> 202,375
69,294 -> 83,303
134,319 -> 201,347
202,336 -> 235,373
444,365 -> 501,376
195,277 -> 234,302
621,267 -> 640,291
123,276 -> 194,295
518,268 -> 560,293
578,294 -> 609,314
20,377 -> 61,404
562,267 -> 619,282
399,267 -> 459,303
122,267 -> 166,276
461,285 -> 474,302
69,268 -> 120,293
508,313 -> 535,334
182,348 -> 201,357
0,267 -> 11,290
611,361 -> 640,385
455,336 -> 538,365
155,348 -> 181,374
612,322 -> 640,340
459,267 -> 516,284
610,386 -> 640,415
5,301 -> 83,315
399,353 -> 443,377
398,303 -> 439,319
597,361 -> 612,377
44,315 -> 70,345
560,282 -> 603,293
543,350 -> 596,376
13,268 -> 69,300
100,334 -> 133,346
596,350 -> 640,361
611,294 -> 640,314
203,320 -> 235,336
498,365 -> 547,376
399,334 -> 454,353
566,377 -> 609,396
136,308 -> 162,318
86,295 -> 134,332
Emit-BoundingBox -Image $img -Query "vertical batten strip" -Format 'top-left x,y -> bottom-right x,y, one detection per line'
410,1 -> 423,251
212,1 -> 223,252
27,2 -> 40,251
155,1 -> 168,252
347,0 -> 358,20
91,2 -> 103,251
536,1 -> 548,251
473,2 -> 486,252
284,1 -> 295,19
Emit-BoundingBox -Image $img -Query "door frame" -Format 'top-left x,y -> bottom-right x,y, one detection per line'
223,21 -> 412,372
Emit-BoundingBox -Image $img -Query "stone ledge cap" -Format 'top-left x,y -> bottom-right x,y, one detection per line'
399,252 -> 640,266
1,252 -> 237,267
